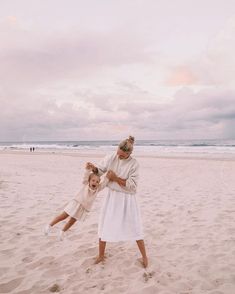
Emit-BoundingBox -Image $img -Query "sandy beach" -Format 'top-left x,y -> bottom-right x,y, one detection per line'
0,150 -> 235,294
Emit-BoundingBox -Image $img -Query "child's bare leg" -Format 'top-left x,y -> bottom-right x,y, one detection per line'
136,239 -> 148,268
50,211 -> 69,226
94,238 -> 106,264
62,217 -> 77,232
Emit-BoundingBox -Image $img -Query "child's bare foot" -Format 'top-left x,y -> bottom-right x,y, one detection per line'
94,255 -> 105,264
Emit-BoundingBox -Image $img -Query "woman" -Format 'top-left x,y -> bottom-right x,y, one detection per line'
92,136 -> 148,268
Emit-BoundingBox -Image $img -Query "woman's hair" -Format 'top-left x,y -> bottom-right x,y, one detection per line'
118,136 -> 135,153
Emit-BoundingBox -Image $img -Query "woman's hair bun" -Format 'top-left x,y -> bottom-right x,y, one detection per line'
128,136 -> 135,144
118,136 -> 135,152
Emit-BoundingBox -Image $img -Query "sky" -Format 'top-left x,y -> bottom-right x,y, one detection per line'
0,0 -> 235,141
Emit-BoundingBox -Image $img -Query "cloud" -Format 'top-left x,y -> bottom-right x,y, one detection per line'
105,87 -> 235,139
170,17 -> 235,87
1,80 -> 234,141
162,16 -> 235,92
1,10 -> 235,140
165,66 -> 198,86
0,20 -> 154,90
6,16 -> 17,24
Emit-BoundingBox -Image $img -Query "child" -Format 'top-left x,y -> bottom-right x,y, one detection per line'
44,162 -> 108,240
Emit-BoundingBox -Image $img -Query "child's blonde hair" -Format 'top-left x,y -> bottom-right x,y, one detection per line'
88,172 -> 100,182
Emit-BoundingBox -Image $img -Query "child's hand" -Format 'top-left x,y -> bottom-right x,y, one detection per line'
86,162 -> 99,174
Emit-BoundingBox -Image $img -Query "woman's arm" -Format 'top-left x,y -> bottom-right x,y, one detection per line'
107,170 -> 126,187
107,160 -> 139,193
91,154 -> 113,176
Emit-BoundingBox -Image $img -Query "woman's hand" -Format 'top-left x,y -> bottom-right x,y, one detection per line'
106,170 -> 117,181
107,170 -> 127,187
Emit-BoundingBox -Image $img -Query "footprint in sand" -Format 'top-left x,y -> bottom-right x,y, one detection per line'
22,253 -> 36,263
84,246 -> 97,255
26,256 -> 55,270
0,277 -> 24,293
0,248 -> 16,262
41,267 -> 64,278
0,248 -> 15,255
0,267 -> 9,277
80,257 -> 95,267
122,265 -> 140,274
143,271 -> 155,282
136,285 -> 159,294
87,229 -> 96,235
89,223 -> 98,229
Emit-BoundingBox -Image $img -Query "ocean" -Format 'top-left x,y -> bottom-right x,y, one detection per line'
1,139 -> 235,154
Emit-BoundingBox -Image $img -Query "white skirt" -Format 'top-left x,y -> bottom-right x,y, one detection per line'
64,200 -> 87,221
98,189 -> 144,242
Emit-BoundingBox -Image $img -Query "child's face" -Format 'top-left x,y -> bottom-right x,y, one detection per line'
89,175 -> 100,190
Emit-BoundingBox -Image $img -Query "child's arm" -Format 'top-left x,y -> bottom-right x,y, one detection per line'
82,163 -> 92,185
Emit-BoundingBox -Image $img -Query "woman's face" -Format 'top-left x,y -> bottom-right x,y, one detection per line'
117,148 -> 131,160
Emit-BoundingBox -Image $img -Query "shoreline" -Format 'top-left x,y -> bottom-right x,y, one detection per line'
1,148 -> 235,161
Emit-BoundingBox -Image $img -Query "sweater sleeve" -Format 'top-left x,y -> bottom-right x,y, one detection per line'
96,154 -> 113,176
125,160 -> 139,193
106,159 -> 139,194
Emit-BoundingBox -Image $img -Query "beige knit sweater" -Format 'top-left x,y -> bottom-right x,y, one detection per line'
97,153 -> 139,194
75,170 -> 108,211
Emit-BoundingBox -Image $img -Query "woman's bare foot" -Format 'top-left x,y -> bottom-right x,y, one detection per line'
94,255 -> 105,264
138,256 -> 148,268
142,256 -> 148,268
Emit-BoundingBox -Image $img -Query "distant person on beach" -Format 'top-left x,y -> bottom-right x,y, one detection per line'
90,136 -> 148,268
44,163 -> 109,240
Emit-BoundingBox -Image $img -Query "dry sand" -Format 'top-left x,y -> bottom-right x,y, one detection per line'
0,150 -> 235,294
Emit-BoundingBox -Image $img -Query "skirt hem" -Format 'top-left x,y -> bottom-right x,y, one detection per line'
99,235 -> 144,242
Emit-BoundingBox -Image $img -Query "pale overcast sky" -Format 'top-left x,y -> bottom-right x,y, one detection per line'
1,0 -> 235,141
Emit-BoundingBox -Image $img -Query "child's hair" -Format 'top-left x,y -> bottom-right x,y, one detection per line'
88,172 -> 100,182
119,136 -> 135,153
92,167 -> 99,175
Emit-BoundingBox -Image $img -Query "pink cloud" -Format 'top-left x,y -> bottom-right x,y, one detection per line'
165,66 -> 198,86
